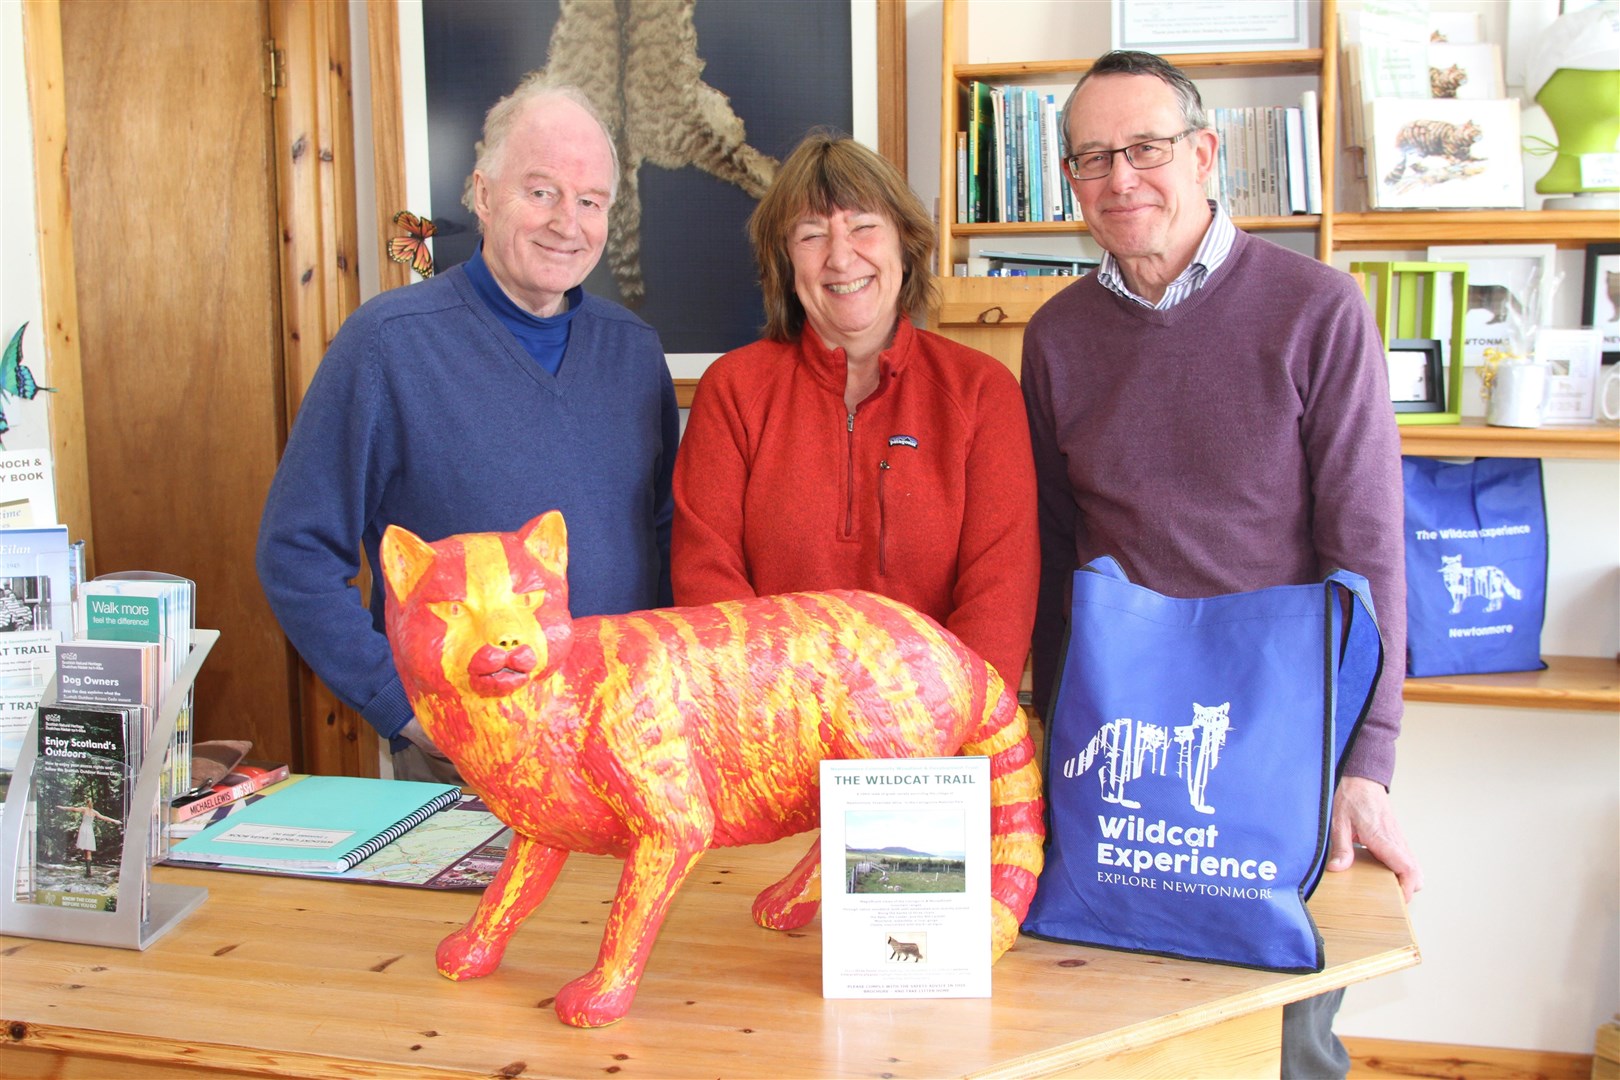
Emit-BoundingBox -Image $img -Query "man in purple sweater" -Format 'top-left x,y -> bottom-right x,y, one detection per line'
1023,52 -> 1423,1078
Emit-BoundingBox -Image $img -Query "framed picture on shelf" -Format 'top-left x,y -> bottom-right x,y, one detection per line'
1428,243 -> 1557,367
1366,98 -> 1523,210
1535,327 -> 1603,424
1111,0 -> 1307,53
1385,339 -> 1446,413
1581,243 -> 1620,365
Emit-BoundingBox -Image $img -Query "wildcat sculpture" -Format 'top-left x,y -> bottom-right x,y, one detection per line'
381,511 -> 1044,1027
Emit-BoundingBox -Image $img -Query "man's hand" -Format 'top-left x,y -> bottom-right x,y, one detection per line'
1328,775 -> 1423,902
398,717 -> 451,760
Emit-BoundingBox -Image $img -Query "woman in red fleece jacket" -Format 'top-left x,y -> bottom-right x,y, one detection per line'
672,133 -> 1038,690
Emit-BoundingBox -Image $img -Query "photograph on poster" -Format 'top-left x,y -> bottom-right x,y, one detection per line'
1535,327 -> 1603,424
1386,339 -> 1445,413
1429,244 -> 1557,367
415,0 -> 869,357
1582,243 -> 1620,365
842,808 -> 969,894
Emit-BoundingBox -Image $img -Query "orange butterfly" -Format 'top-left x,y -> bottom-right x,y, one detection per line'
388,210 -> 436,279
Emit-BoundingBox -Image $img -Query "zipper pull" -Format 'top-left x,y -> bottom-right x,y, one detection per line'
847,412 -> 855,433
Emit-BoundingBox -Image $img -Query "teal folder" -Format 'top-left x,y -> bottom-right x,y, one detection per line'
168,776 -> 461,873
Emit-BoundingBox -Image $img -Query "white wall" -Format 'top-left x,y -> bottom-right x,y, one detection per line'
907,0 -> 1620,1055
0,0 -> 53,454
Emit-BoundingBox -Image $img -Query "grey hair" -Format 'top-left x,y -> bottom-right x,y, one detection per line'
461,75 -> 620,219
1058,50 -> 1209,156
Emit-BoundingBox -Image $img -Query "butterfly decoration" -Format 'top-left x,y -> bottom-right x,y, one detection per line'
388,210 -> 436,279
0,323 -> 56,450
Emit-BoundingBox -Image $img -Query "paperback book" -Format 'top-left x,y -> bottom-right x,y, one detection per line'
167,775 -> 462,873
0,526 -> 72,635
0,449 -> 58,529
31,702 -> 140,912
168,773 -> 307,839
169,760 -> 291,824
819,757 -> 991,999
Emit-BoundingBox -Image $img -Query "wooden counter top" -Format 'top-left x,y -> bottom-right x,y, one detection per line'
1,839 -> 1416,1079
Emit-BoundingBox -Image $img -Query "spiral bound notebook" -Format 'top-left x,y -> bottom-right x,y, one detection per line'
167,776 -> 461,874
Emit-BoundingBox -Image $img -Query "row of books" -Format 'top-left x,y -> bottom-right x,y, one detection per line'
955,82 -> 1076,225
954,82 -> 1325,226
1202,99 -> 1324,219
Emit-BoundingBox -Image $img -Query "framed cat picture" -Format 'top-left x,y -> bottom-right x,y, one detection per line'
1366,98 -> 1523,210
1428,244 -> 1557,367
1581,243 -> 1620,365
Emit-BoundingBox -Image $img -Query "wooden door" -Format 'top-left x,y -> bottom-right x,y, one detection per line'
59,0 -> 300,765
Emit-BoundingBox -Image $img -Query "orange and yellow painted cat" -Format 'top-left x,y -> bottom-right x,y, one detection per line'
381,511 -> 1044,1027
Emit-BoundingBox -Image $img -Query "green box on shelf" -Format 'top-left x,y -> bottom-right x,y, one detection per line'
1352,261 -> 1467,427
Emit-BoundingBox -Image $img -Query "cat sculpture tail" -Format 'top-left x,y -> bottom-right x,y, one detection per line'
971,678 -> 1046,958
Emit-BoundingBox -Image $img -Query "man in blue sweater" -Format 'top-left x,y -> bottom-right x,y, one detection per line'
257,78 -> 678,782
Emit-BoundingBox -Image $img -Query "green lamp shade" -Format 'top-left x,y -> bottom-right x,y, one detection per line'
1534,68 -> 1620,194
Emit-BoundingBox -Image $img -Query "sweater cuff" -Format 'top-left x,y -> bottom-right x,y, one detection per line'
1341,736 -> 1395,789
362,679 -> 417,745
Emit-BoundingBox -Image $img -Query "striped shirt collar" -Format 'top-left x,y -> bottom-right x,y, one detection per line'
1097,200 -> 1235,310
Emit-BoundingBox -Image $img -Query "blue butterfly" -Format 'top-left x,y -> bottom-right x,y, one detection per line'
0,323 -> 56,449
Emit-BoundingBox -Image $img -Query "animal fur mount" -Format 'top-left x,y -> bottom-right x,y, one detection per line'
381,511 -> 1044,1028
537,0 -> 779,303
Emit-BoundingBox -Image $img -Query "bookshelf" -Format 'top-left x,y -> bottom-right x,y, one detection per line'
929,0 -> 1617,715
937,0 -> 1341,271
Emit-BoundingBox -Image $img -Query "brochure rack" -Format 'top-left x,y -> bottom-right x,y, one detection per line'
0,628 -> 216,949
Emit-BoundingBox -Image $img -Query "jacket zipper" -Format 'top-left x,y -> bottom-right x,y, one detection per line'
844,411 -> 856,538
877,459 -> 891,575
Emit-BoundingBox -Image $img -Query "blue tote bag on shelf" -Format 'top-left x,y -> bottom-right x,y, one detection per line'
1401,457 -> 1548,677
1021,558 -> 1383,973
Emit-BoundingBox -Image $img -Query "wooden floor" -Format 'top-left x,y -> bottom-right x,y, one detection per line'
1346,1037 -> 1595,1080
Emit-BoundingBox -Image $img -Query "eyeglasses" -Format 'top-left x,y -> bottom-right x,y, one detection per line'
1063,128 -> 1196,181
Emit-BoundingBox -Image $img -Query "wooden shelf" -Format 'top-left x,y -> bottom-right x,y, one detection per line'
1399,418 -> 1620,461
954,50 -> 1324,84
1404,655 -> 1619,711
1333,210 -> 1620,251
952,215 -> 1321,238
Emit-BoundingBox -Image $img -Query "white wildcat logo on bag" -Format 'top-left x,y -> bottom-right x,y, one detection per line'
1438,554 -> 1522,614
1060,702 -> 1230,815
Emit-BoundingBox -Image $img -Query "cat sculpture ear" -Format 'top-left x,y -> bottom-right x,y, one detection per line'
380,524 -> 438,605
520,510 -> 570,580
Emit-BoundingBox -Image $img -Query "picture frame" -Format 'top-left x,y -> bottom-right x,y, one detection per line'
1385,339 -> 1446,413
1581,242 -> 1620,365
1367,98 -> 1524,210
1536,327 -> 1603,424
366,0 -> 898,399
1427,243 -> 1558,367
1111,0 -> 1308,53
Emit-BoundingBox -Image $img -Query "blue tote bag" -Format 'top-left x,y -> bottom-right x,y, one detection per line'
1401,457 -> 1548,677
1021,558 -> 1383,973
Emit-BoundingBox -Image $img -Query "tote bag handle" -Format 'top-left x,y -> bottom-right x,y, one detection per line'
1323,569 -> 1383,774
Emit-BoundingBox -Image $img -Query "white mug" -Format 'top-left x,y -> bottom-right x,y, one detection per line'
1487,362 -> 1550,428
1601,366 -> 1620,423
